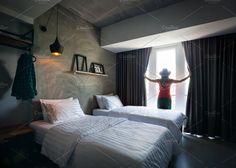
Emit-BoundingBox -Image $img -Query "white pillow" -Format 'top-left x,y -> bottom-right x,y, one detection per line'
95,93 -> 113,109
40,97 -> 73,121
44,99 -> 84,124
102,95 -> 123,110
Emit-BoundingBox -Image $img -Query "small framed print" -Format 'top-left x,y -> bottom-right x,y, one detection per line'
74,54 -> 88,71
89,63 -> 105,74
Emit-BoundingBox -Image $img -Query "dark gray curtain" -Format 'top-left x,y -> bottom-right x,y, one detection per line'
183,33 -> 236,142
117,48 -> 151,106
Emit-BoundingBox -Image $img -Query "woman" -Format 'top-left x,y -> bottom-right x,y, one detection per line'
144,68 -> 190,109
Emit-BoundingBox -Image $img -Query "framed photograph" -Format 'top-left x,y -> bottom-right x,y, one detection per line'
89,63 -> 105,74
74,54 -> 88,71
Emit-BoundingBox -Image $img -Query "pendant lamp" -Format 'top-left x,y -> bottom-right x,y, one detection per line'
50,6 -> 63,56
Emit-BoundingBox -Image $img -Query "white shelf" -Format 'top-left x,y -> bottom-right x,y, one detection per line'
73,70 -> 108,77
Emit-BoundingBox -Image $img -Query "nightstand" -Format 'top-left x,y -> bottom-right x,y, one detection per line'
0,125 -> 34,142
0,124 -> 34,149
0,125 -> 36,168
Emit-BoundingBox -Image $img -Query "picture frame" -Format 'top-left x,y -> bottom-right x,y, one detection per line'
74,54 -> 88,71
89,63 -> 105,74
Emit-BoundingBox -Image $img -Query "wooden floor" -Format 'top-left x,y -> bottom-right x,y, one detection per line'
0,134 -> 236,168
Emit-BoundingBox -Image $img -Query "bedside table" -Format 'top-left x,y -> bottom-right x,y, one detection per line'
0,125 -> 34,141
0,125 -> 34,148
0,125 -> 38,168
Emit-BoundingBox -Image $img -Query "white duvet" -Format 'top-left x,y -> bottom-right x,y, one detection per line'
106,106 -> 187,142
41,116 -> 178,168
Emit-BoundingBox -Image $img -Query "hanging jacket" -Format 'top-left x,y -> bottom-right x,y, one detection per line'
11,53 -> 37,100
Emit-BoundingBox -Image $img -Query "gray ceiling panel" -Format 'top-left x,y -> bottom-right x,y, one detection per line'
60,0 -> 183,27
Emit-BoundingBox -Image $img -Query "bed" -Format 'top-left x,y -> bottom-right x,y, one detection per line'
30,120 -> 58,144
30,116 -> 178,168
93,106 -> 187,142
30,99 -> 178,168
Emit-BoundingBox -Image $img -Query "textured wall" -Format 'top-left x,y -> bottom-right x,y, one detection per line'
0,46 -> 32,128
33,6 -> 116,114
0,12 -> 33,128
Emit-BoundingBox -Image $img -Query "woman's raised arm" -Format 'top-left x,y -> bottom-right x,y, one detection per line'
144,75 -> 160,83
171,75 -> 190,83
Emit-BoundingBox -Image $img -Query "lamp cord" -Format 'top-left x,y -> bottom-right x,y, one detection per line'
45,9 -> 53,27
57,5 -> 58,37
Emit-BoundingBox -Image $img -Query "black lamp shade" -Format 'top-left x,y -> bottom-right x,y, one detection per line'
50,37 -> 63,56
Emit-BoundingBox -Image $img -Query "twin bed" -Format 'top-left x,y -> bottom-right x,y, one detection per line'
30,96 -> 187,168
93,106 -> 187,142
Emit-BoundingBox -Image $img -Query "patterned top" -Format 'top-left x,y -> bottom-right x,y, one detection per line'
158,81 -> 171,99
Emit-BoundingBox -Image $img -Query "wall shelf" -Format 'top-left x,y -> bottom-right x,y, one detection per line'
73,70 -> 108,77
0,29 -> 33,51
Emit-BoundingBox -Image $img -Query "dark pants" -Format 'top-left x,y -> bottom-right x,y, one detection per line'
158,98 -> 171,109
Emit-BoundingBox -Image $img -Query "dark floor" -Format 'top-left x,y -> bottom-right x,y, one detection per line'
175,134 -> 236,168
0,134 -> 236,168
0,134 -> 58,168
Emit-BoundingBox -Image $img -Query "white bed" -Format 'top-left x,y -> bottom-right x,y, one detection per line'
30,120 -> 57,144
93,106 -> 187,142
30,115 -> 178,168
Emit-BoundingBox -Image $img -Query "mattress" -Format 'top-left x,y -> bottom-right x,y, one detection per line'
94,106 -> 187,129
93,106 -> 187,142
30,120 -> 56,144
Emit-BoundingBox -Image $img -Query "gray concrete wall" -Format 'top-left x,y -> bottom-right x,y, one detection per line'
34,6 -> 116,114
0,7 -> 116,128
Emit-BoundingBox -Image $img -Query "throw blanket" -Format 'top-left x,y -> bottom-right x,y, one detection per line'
11,53 -> 37,100
42,116 -> 177,168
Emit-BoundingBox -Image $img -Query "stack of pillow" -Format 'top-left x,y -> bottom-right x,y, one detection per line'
95,94 -> 123,110
40,97 -> 85,124
39,94 -> 124,124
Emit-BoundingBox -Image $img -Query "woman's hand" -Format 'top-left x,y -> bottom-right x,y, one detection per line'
188,71 -> 191,77
187,67 -> 191,76
186,66 -> 191,77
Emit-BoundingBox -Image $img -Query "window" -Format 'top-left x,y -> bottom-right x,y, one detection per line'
145,44 -> 189,114
156,47 -> 177,109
